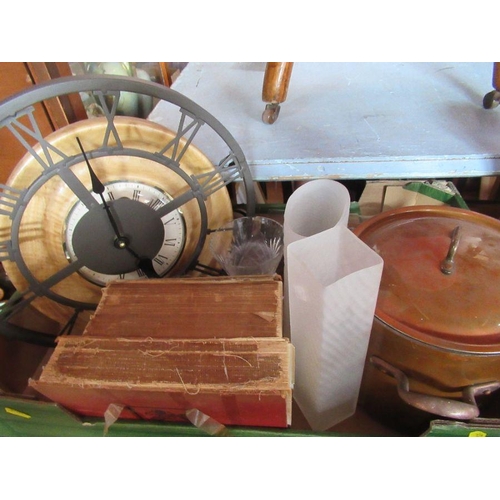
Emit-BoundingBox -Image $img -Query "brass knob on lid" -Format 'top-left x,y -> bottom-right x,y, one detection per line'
440,225 -> 461,275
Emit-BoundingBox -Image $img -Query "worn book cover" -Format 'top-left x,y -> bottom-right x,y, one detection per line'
83,275 -> 283,339
30,336 -> 294,428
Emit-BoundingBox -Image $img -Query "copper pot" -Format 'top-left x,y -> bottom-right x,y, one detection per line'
354,206 -> 500,434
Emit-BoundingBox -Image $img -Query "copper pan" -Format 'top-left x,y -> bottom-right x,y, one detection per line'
354,206 -> 500,434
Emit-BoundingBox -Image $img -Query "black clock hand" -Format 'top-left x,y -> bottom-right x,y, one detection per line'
76,137 -> 159,278
76,137 -> 125,245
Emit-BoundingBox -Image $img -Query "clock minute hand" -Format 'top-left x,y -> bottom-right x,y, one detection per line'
76,137 -> 124,243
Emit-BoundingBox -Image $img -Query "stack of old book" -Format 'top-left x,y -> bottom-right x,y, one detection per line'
30,275 -> 294,428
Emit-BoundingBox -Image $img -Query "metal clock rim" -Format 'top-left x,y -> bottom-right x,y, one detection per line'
0,74 -> 256,214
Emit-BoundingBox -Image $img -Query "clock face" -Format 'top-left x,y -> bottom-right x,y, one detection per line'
0,75 -> 256,342
0,116 -> 234,329
64,180 -> 186,286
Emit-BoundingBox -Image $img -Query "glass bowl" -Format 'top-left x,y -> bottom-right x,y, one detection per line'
209,216 -> 284,275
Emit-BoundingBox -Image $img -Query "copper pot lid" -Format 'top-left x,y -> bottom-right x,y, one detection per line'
354,206 -> 500,353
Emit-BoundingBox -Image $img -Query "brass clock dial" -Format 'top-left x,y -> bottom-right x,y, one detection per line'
64,179 -> 186,286
0,75 -> 256,345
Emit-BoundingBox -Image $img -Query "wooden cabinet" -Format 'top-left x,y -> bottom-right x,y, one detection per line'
0,62 -> 86,184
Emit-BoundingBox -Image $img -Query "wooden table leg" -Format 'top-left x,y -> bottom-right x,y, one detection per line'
480,63 -> 500,200
262,62 -> 294,124
483,62 -> 500,109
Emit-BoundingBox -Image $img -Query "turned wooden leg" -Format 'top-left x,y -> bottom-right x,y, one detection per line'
261,62 -> 294,124
483,62 -> 500,109
480,63 -> 500,200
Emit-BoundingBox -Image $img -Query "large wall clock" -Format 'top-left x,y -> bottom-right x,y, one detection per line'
0,75 -> 256,345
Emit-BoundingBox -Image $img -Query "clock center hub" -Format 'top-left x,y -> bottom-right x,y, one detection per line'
71,197 -> 164,275
114,236 -> 129,249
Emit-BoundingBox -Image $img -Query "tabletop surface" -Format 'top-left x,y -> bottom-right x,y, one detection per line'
149,62 -> 500,181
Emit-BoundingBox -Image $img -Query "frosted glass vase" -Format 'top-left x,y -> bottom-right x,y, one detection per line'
284,180 -> 383,431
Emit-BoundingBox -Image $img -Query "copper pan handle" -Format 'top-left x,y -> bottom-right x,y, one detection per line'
440,225 -> 461,275
370,356 -> 500,420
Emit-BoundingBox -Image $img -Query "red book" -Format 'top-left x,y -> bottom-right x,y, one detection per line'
30,336 -> 294,428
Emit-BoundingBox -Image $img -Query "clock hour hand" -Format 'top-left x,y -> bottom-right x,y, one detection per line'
76,137 -> 160,278
122,245 -> 160,279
